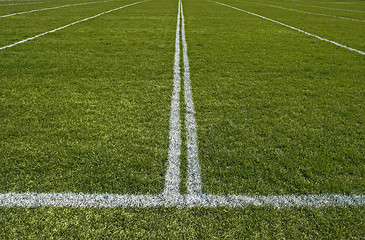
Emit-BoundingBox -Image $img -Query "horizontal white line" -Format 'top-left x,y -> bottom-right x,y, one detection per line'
0,0 -> 147,50
0,193 -> 364,208
211,1 -> 365,55
254,2 -> 365,22
0,0 -> 118,18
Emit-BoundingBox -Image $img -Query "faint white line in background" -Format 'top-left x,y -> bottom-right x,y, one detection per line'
253,2 -> 365,22
0,193 -> 364,208
211,1 -> 365,55
0,0 -> 119,18
0,0 -> 148,50
163,0 -> 182,201
180,0 -> 203,198
0,1 -> 43,6
289,2 -> 365,13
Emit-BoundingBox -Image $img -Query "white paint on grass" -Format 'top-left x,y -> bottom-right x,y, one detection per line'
163,0 -> 182,200
0,0 -> 148,50
0,0 -> 363,209
254,2 -> 365,22
0,193 -> 364,208
180,0 -> 203,197
0,1 -> 43,6
211,1 -> 365,55
290,2 -> 365,13
0,0 -> 119,18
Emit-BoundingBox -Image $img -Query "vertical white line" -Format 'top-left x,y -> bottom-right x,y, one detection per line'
180,1 -> 203,197
163,0 -> 182,198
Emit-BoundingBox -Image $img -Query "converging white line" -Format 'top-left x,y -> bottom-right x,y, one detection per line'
210,1 -> 365,55
0,0 -> 119,18
163,0 -> 182,201
180,0 -> 203,198
254,2 -> 365,22
0,0 -> 148,50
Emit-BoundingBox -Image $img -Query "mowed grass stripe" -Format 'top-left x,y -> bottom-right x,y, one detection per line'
0,1 -> 147,50
0,0 -> 120,18
212,1 -> 365,55
1,0 -> 177,194
184,0 -> 364,195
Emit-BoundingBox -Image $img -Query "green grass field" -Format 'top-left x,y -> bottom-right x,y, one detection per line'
1,0 -> 364,237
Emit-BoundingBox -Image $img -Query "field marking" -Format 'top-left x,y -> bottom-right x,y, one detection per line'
163,0 -> 182,201
0,0 -> 120,18
180,0 -> 203,197
0,193 -> 364,208
253,2 -> 365,22
0,0 -> 148,50
210,1 -> 365,55
0,1 -> 43,6
0,0 -> 364,209
289,2 -> 365,13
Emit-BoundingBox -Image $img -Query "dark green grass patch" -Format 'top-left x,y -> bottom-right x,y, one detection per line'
184,0 -> 365,195
0,0 -> 177,194
0,207 -> 364,239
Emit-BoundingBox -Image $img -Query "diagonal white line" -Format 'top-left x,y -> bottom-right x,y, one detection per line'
180,0 -> 203,197
163,0 -> 182,200
210,1 -> 365,55
254,2 -> 365,22
0,0 -> 148,50
0,0 -> 120,18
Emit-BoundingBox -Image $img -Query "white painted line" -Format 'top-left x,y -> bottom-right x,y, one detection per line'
0,1 -> 43,6
254,2 -> 365,22
0,0 -> 119,18
163,0 -> 182,200
210,1 -> 365,55
290,2 -> 365,13
0,193 -> 364,208
0,0 -> 148,50
180,0 -> 203,197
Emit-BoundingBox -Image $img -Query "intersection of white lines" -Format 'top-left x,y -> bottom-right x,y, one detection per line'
0,0 -> 364,208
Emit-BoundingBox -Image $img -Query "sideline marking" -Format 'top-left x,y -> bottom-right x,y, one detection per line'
0,193 -> 364,208
0,0 -> 119,18
163,0 -> 182,200
210,1 -> 365,55
0,0 -> 148,50
254,2 -> 365,22
180,0 -> 203,197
